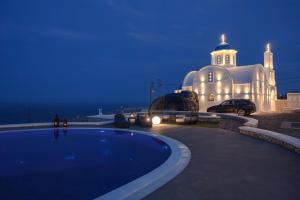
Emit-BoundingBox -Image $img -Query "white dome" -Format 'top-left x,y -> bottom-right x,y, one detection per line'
227,64 -> 263,84
182,71 -> 197,87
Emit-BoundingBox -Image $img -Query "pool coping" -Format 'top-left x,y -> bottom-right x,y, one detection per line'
94,128 -> 191,200
0,127 -> 191,200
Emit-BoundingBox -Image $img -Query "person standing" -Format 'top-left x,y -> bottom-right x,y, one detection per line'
63,118 -> 68,128
53,114 -> 60,127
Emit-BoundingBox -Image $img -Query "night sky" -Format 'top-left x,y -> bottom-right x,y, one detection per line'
1,0 -> 299,104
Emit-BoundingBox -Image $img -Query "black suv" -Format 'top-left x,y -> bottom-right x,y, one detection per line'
207,99 -> 256,116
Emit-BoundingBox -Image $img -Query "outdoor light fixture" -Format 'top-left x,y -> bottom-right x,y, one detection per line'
208,72 -> 213,82
152,116 -> 161,125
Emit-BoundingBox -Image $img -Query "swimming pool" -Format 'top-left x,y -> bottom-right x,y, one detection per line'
0,128 -> 190,200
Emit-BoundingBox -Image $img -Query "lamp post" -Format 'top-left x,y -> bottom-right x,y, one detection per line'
157,79 -> 161,98
149,81 -> 154,105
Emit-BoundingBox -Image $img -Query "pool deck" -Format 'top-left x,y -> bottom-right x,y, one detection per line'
125,124 -> 300,200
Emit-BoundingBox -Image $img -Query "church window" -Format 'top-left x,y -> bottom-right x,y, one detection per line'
216,55 -> 221,64
208,93 -> 214,101
225,55 -> 230,64
208,72 -> 213,82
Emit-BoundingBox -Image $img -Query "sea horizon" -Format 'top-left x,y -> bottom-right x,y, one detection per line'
0,102 -> 148,125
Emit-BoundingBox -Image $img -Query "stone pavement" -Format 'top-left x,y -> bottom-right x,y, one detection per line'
132,124 -> 300,200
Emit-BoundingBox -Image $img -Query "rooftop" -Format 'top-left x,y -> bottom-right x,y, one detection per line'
214,42 -> 233,51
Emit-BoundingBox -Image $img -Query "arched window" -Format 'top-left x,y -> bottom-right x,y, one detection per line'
225,55 -> 230,64
208,93 -> 214,101
216,55 -> 221,64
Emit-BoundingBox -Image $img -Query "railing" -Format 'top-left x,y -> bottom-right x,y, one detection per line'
0,121 -> 114,131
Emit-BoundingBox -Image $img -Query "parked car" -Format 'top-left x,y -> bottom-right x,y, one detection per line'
207,99 -> 256,116
149,91 -> 199,114
114,113 -> 130,128
135,113 -> 152,127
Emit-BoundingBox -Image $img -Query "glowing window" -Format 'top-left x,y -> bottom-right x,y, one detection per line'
208,93 -> 214,101
208,72 -> 213,83
225,55 -> 230,64
216,55 -> 221,64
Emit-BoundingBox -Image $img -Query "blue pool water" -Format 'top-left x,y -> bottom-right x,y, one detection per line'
0,128 -> 171,200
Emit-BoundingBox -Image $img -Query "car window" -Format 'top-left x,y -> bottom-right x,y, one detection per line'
235,100 -> 247,105
221,100 -> 231,106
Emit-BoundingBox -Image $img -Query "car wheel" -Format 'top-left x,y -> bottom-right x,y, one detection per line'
237,109 -> 246,116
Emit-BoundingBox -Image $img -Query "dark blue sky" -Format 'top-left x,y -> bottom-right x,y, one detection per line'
1,0 -> 299,104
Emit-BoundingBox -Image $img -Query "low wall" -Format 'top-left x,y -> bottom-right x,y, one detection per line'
239,126 -> 300,154
218,114 -> 258,132
0,121 -> 114,131
275,99 -> 287,112
217,113 -> 300,155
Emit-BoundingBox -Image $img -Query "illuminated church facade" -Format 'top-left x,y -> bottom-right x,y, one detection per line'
180,35 -> 277,112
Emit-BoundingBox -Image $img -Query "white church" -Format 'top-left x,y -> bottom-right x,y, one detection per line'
179,34 -> 277,112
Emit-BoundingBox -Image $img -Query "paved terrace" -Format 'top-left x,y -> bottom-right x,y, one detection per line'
251,112 -> 300,139
127,124 -> 300,200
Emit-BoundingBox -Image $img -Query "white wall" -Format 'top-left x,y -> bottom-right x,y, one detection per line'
195,66 -> 233,112
287,93 -> 300,108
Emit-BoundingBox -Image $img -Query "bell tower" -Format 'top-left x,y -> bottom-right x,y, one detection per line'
264,43 -> 277,111
211,34 -> 238,67
264,43 -> 276,86
264,43 -> 273,69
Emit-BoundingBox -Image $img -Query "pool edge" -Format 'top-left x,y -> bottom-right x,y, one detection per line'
94,128 -> 191,200
0,127 -> 191,200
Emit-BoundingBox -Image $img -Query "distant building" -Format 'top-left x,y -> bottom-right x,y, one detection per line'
275,93 -> 300,111
287,93 -> 300,108
179,34 -> 277,112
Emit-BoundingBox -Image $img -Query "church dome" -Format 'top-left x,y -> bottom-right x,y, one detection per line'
213,34 -> 236,51
182,71 -> 197,87
214,42 -> 232,51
